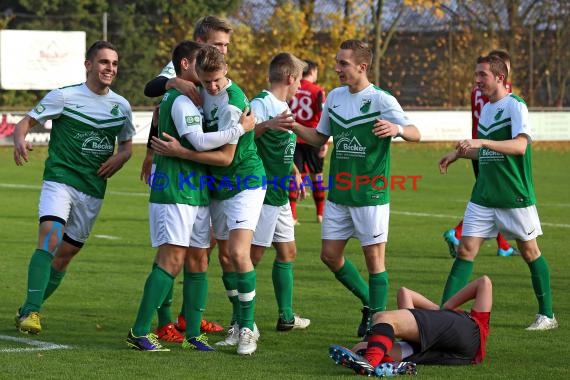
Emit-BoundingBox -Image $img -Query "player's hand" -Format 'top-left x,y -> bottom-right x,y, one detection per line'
97,154 -> 127,179
294,171 -> 307,201
456,139 -> 483,156
151,132 -> 183,157
140,149 -> 154,184
266,110 -> 295,132
372,118 -> 398,138
168,77 -> 202,106
239,107 -> 256,132
439,151 -> 459,174
13,139 -> 33,166
318,143 -> 328,159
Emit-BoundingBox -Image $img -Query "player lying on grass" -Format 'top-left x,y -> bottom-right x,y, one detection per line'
329,276 -> 492,376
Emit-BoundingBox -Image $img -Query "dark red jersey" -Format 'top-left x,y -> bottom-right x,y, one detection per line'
289,79 -> 325,144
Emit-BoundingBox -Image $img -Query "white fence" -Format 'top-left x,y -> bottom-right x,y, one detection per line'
1,110 -> 569,145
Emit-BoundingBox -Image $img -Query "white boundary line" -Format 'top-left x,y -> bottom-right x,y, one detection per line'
1,183 -> 568,228
0,334 -> 71,353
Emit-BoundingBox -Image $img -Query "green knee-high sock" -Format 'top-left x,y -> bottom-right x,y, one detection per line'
441,258 -> 474,305
334,259 -> 370,306
369,271 -> 389,314
238,270 -> 256,331
132,266 -> 174,337
272,260 -> 294,321
21,249 -> 53,315
184,271 -> 208,338
528,256 -> 554,318
222,272 -> 240,324
152,263 -> 174,328
43,266 -> 66,301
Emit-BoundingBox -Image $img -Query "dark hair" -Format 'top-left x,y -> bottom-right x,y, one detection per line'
196,45 -> 226,73
86,40 -> 118,61
268,53 -> 307,83
193,15 -> 233,40
477,54 -> 509,85
172,40 -> 204,75
302,59 -> 318,77
340,39 -> 373,68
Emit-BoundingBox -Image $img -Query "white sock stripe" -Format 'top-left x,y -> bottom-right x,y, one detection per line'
226,289 -> 238,297
238,290 -> 256,302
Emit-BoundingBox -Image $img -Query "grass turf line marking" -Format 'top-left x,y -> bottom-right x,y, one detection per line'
0,334 -> 71,353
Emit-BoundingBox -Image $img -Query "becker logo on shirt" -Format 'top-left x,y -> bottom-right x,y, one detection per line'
335,132 -> 366,159
82,135 -> 114,155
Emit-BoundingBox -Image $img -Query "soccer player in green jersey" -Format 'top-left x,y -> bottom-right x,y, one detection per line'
291,40 -> 421,337
439,54 -> 557,331
128,41 -> 255,352
141,16 -> 234,340
12,41 -> 135,334
151,46 -> 265,355
249,52 -> 311,331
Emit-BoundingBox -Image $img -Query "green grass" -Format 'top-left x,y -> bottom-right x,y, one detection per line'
0,143 -> 568,379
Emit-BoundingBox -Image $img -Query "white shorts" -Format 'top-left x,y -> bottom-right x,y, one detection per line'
462,202 -> 543,241
210,188 -> 265,240
38,181 -> 103,243
189,206 -> 211,248
149,203 -> 199,248
252,203 -> 295,247
321,200 -> 390,246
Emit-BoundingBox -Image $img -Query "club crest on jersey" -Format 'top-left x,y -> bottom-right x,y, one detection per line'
494,108 -> 504,121
360,99 -> 372,114
110,104 -> 120,116
34,103 -> 46,114
210,105 -> 219,120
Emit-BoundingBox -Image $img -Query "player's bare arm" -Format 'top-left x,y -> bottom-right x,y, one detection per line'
442,275 -> 492,313
291,122 -> 328,147
396,287 -> 439,310
97,139 -> 133,179
438,150 -> 461,174
254,110 -> 294,139
13,116 -> 37,166
151,133 -> 236,166
372,119 -> 421,142
458,134 -> 528,156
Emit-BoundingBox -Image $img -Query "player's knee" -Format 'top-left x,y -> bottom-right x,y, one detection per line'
39,219 -> 65,255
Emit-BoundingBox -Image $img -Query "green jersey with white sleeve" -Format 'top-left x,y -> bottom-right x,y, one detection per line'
150,89 -> 209,206
251,90 -> 296,206
201,80 -> 266,200
28,83 -> 135,199
471,94 -> 536,208
316,84 -> 410,206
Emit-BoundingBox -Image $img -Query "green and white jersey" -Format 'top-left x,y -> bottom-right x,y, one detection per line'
471,94 -> 536,208
158,61 -> 176,79
317,84 -> 410,206
150,88 -> 209,206
251,90 -> 296,206
28,83 -> 135,199
201,79 -> 266,200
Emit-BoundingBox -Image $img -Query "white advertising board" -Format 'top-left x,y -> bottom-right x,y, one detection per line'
0,30 -> 86,90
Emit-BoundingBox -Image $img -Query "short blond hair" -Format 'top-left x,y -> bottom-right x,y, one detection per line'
196,45 -> 226,73
193,16 -> 233,40
268,52 -> 307,83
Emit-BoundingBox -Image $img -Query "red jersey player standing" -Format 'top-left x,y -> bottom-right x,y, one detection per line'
443,49 -> 518,258
289,60 -> 327,224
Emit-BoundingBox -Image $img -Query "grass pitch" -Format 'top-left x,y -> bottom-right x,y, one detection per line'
0,143 -> 568,379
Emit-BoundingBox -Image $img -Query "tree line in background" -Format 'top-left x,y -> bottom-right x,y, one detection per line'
1,0 -> 568,109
